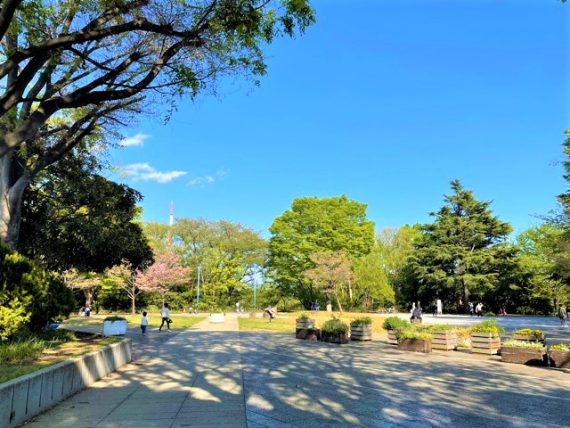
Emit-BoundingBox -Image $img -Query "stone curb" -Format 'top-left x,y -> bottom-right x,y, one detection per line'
0,338 -> 132,428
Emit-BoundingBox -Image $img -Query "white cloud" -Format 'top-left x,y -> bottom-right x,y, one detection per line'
120,133 -> 150,147
187,169 -> 229,187
188,175 -> 215,186
121,163 -> 187,184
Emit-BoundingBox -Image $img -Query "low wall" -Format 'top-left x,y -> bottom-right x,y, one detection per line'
0,338 -> 131,428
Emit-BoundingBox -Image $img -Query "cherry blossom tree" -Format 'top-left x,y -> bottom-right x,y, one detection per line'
136,251 -> 189,305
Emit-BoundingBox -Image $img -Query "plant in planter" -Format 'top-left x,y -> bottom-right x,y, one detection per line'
548,343 -> 570,368
512,328 -> 545,343
297,327 -> 321,341
103,316 -> 127,336
429,324 -> 457,351
382,316 -> 410,345
321,318 -> 349,344
296,312 -> 317,339
470,319 -> 504,355
396,328 -> 432,353
350,317 -> 373,341
501,340 -> 546,366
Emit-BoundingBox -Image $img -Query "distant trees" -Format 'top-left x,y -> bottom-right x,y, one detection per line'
267,195 -> 375,308
411,180 -> 516,311
304,251 -> 353,312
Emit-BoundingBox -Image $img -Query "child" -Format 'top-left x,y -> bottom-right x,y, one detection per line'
141,311 -> 148,335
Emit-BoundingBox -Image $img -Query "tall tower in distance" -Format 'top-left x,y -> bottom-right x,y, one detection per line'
169,200 -> 174,226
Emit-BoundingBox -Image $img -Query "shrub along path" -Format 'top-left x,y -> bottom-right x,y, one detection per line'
23,314 -> 570,427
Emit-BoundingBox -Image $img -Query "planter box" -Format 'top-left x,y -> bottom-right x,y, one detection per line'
321,331 -> 349,344
295,318 -> 315,329
387,329 -> 398,345
501,347 -> 546,366
432,330 -> 457,351
296,328 -> 321,341
398,338 -> 432,353
512,333 -> 544,343
103,320 -> 127,336
350,324 -> 372,341
210,313 -> 225,323
548,350 -> 570,368
471,332 -> 501,355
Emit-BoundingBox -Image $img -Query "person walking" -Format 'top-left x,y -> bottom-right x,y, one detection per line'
141,311 -> 149,335
558,304 -> 567,327
410,302 -> 416,315
468,302 -> 474,316
411,301 -> 423,323
475,302 -> 483,317
159,303 -> 172,332
436,299 -> 443,316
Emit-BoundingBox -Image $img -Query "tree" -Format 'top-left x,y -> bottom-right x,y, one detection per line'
267,195 -> 375,307
0,0 -> 315,247
517,225 -> 570,311
64,269 -> 102,309
17,150 -> 153,273
136,250 -> 189,305
353,247 -> 395,312
104,263 -> 142,314
412,180 -> 516,311
304,251 -> 352,313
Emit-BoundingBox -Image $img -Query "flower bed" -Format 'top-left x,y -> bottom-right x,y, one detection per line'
500,340 -> 546,366
512,328 -> 545,343
396,329 -> 432,353
470,320 -> 503,355
350,317 -> 372,341
321,318 -> 349,344
548,344 -> 570,368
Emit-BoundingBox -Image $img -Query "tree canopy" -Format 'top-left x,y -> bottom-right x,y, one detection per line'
267,195 -> 375,307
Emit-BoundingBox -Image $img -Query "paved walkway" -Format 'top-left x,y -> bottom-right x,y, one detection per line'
23,314 -> 570,428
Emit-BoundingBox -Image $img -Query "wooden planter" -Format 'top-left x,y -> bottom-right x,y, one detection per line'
548,350 -> 570,368
296,328 -> 321,341
432,330 -> 457,351
512,333 -> 544,343
350,324 -> 372,341
471,332 -> 501,355
501,346 -> 546,366
398,338 -> 432,353
296,318 -> 315,329
387,329 -> 398,345
321,331 -> 349,344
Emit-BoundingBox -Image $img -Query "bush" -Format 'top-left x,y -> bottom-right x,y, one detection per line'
104,316 -> 126,322
502,340 -> 544,349
513,328 -> 544,341
322,318 -> 348,334
297,313 -> 311,321
397,328 -> 432,340
351,316 -> 372,326
0,244 -> 46,340
0,338 -> 45,365
550,343 -> 570,351
29,273 -> 75,330
470,319 -> 505,337
382,316 -> 410,331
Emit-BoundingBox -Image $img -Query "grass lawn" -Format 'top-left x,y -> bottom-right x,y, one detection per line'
238,311 -> 386,333
62,314 -> 206,330
0,331 -> 120,383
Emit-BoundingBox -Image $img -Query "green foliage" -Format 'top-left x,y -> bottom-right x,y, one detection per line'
19,152 -> 153,273
297,313 -> 311,321
550,343 -> 570,351
382,316 -> 410,331
418,324 -> 454,332
513,328 -> 544,341
351,316 -> 373,326
502,340 -> 545,349
321,318 -> 349,334
268,195 -> 375,307
412,180 -> 516,311
0,243 -> 48,340
396,328 -> 432,340
469,319 -> 505,337
104,316 -> 127,322
0,338 -> 44,365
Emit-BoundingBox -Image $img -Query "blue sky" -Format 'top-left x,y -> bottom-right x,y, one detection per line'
110,0 -> 569,238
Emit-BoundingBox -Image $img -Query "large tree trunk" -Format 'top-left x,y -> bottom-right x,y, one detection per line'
83,288 -> 94,308
0,153 -> 29,248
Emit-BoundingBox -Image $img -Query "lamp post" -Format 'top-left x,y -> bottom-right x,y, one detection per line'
196,265 -> 201,307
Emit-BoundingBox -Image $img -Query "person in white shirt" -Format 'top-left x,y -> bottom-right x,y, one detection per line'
159,303 -> 172,332
141,311 -> 149,335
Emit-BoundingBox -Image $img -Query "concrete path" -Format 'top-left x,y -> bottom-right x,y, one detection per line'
22,314 -> 570,428
24,314 -> 246,428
